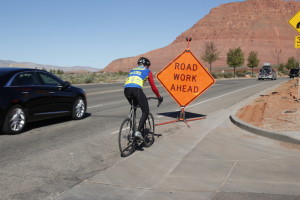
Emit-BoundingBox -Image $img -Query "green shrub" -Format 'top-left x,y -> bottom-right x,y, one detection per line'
211,72 -> 223,79
223,72 -> 234,78
85,74 -> 95,83
236,71 -> 247,77
277,64 -> 288,75
117,71 -> 128,76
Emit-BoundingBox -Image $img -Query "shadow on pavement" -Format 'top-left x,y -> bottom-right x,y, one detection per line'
157,111 -> 206,120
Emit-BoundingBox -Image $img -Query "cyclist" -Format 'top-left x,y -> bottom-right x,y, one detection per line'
124,57 -> 163,141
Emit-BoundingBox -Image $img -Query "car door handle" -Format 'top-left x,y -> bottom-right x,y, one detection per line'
48,92 -> 55,94
21,92 -> 30,94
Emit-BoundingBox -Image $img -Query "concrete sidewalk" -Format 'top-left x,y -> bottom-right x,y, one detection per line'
50,100 -> 300,200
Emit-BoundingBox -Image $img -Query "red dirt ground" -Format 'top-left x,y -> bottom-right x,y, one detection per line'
236,78 -> 300,133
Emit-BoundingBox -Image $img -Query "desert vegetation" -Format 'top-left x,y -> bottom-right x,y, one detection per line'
42,46 -> 298,84
55,71 -> 129,84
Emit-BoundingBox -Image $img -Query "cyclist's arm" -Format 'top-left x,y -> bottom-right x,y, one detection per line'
148,71 -> 160,97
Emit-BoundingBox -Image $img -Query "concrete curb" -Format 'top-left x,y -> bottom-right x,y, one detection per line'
230,115 -> 300,145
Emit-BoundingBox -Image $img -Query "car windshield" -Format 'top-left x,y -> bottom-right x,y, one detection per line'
260,69 -> 271,74
290,69 -> 299,73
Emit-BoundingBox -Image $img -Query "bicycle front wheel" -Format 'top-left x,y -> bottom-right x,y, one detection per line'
143,113 -> 155,147
118,118 -> 135,157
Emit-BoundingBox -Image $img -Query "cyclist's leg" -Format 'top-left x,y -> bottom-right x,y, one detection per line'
135,88 -> 149,132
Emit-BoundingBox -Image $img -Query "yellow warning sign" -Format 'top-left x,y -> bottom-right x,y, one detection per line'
157,49 -> 215,107
295,36 -> 300,48
289,11 -> 300,33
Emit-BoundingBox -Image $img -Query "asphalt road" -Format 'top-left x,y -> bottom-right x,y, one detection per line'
0,77 -> 288,200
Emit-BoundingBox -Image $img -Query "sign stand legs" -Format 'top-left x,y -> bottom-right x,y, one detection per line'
155,107 -> 206,128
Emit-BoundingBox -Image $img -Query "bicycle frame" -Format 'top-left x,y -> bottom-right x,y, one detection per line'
119,97 -> 159,157
129,104 -> 139,135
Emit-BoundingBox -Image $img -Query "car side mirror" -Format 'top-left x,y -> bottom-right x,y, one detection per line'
64,81 -> 71,87
58,81 -> 70,90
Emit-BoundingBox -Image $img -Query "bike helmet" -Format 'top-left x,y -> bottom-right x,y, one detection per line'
137,57 -> 151,67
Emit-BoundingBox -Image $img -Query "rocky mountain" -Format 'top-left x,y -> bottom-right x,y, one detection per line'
103,0 -> 300,73
0,60 -> 100,73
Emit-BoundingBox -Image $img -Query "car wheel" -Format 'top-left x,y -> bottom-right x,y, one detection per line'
2,105 -> 26,134
72,97 -> 86,120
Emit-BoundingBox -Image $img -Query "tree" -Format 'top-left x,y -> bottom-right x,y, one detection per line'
278,63 -> 288,75
201,41 -> 220,73
247,51 -> 260,77
227,47 -> 244,77
286,57 -> 299,70
57,69 -> 64,74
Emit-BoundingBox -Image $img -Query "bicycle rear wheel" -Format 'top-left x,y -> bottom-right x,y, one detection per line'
143,113 -> 155,147
118,118 -> 135,157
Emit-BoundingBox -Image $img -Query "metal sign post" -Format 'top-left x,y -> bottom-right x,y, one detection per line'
155,106 -> 206,127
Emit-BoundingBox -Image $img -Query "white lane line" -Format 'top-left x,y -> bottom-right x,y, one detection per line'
87,104 -> 103,109
104,82 -> 265,134
141,83 -> 266,118
87,89 -> 123,95
187,82 -> 265,109
110,130 -> 120,135
87,86 -> 151,95
110,114 -> 161,135
110,127 -> 130,135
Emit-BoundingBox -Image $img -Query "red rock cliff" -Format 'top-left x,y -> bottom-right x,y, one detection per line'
103,0 -> 300,73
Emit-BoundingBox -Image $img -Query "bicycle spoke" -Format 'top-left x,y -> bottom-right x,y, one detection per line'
119,118 -> 135,157
143,113 -> 155,147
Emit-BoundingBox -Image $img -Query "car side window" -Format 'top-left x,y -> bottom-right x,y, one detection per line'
39,72 -> 61,86
11,72 -> 39,86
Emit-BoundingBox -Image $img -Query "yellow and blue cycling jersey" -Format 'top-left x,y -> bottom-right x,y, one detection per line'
124,66 -> 150,88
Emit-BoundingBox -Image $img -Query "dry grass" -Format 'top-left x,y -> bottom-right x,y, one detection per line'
56,72 -> 128,84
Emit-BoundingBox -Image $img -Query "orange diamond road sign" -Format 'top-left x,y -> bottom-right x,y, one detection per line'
157,49 -> 215,107
289,10 -> 300,33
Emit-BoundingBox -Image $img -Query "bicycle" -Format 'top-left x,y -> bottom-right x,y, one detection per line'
118,97 -> 161,157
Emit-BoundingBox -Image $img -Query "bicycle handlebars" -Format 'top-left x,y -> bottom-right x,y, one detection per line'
147,97 -> 162,107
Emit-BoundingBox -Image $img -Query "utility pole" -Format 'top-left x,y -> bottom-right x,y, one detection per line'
275,49 -> 281,66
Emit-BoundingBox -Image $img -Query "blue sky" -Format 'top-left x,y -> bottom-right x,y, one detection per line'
0,0 -> 244,69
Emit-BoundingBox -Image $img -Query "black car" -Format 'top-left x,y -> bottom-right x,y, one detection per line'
289,68 -> 299,78
0,67 -> 87,134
